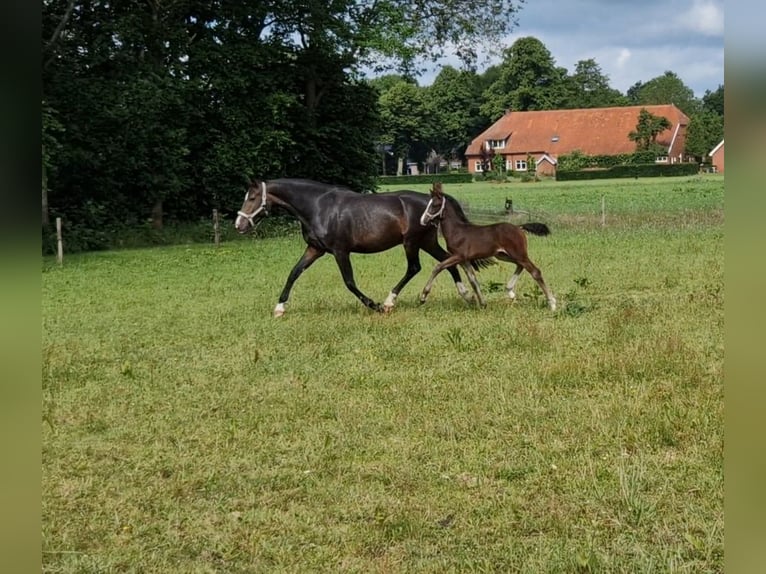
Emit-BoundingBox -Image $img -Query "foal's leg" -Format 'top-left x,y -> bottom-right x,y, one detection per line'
521,258 -> 557,311
421,238 -> 472,303
506,264 -> 524,300
420,255 -> 463,304
461,262 -> 487,307
275,245 -> 325,317
333,251 -> 383,312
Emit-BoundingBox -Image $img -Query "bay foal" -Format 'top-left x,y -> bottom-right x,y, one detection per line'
419,182 -> 557,311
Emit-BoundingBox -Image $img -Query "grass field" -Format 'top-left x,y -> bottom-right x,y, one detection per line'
42,176 -> 723,572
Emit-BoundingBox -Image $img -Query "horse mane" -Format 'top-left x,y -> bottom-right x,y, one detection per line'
443,193 -> 471,224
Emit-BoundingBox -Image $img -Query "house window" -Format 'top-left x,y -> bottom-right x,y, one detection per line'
487,139 -> 506,149
515,159 -> 527,171
474,161 -> 483,172
506,159 -> 513,171
656,156 -> 669,163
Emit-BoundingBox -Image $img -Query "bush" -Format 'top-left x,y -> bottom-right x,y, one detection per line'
376,173 -> 474,186
556,163 -> 699,181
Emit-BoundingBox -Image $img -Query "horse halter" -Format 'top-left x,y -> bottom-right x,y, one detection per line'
420,196 -> 446,227
237,181 -> 269,227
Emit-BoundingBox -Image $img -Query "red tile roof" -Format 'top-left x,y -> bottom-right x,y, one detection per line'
465,104 -> 690,159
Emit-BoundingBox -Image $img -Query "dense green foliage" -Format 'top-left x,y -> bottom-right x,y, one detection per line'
43,177 -> 723,572
556,163 -> 700,181
43,0 -> 723,254
378,173 -> 473,185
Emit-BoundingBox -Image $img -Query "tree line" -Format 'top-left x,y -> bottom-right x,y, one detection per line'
42,1 -> 723,252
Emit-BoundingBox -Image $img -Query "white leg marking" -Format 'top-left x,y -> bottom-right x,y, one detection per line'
383,291 -> 397,311
506,269 -> 522,300
549,296 -> 557,311
274,303 -> 286,317
456,281 -> 472,302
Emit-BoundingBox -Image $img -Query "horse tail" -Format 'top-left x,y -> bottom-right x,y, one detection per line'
520,222 -> 551,237
470,257 -> 497,271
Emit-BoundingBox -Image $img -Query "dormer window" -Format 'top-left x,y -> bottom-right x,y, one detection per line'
487,139 -> 506,149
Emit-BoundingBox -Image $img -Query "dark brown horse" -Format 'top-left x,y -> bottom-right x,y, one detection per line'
235,178 -> 472,316
418,182 -> 557,310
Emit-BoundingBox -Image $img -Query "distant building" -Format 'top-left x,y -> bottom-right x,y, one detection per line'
464,104 -> 691,177
709,140 -> 724,174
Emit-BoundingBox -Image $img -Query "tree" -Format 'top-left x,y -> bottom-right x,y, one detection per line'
378,80 -> 429,174
41,101 -> 64,227
685,111 -> 724,160
423,66 -> 486,160
478,144 -> 496,174
481,37 -> 569,119
566,59 -> 626,108
630,71 -> 699,116
43,0 -> 530,248
702,85 -> 724,117
628,108 -> 672,152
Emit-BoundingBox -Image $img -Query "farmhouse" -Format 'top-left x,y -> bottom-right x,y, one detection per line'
709,139 -> 724,173
464,104 -> 691,176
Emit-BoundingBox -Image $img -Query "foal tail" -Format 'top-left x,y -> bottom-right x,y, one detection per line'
520,222 -> 551,237
469,257 -> 497,271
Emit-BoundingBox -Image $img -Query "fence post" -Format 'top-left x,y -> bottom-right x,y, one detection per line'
56,217 -> 63,265
213,209 -> 220,246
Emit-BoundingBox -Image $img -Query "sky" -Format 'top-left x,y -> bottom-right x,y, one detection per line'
418,0 -> 724,98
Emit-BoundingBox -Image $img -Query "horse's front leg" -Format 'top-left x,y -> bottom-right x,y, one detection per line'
333,252 -> 383,312
420,255 -> 462,304
383,244 -> 421,312
275,246 -> 325,317
422,240 -> 472,303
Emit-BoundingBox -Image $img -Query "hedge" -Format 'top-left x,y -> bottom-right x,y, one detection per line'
376,173 -> 474,186
556,163 -> 700,181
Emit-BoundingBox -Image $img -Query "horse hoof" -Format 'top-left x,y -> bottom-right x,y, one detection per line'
382,304 -> 394,314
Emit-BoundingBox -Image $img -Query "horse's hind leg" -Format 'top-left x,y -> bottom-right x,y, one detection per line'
506,264 -> 523,300
333,251 -> 383,312
521,259 -> 556,311
422,239 -> 472,303
383,243 -> 422,312
275,246 -> 325,317
461,262 -> 487,307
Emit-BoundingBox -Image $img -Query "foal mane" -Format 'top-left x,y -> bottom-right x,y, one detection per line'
443,194 -> 471,224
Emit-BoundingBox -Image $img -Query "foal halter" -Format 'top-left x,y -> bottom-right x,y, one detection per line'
237,181 -> 269,227
420,197 -> 446,226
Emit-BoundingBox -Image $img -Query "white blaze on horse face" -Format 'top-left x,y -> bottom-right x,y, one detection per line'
235,189 -> 252,228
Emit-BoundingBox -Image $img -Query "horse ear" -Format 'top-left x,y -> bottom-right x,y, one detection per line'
433,181 -> 443,196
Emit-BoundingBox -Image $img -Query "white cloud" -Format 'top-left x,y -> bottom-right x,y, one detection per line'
616,48 -> 632,69
680,0 -> 724,36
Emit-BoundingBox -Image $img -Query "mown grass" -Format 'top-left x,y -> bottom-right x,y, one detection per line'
42,176 -> 723,572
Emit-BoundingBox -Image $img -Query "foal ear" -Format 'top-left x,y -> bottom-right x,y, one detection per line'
432,181 -> 443,195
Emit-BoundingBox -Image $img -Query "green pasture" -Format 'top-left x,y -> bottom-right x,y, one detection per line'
42,176 -> 723,572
